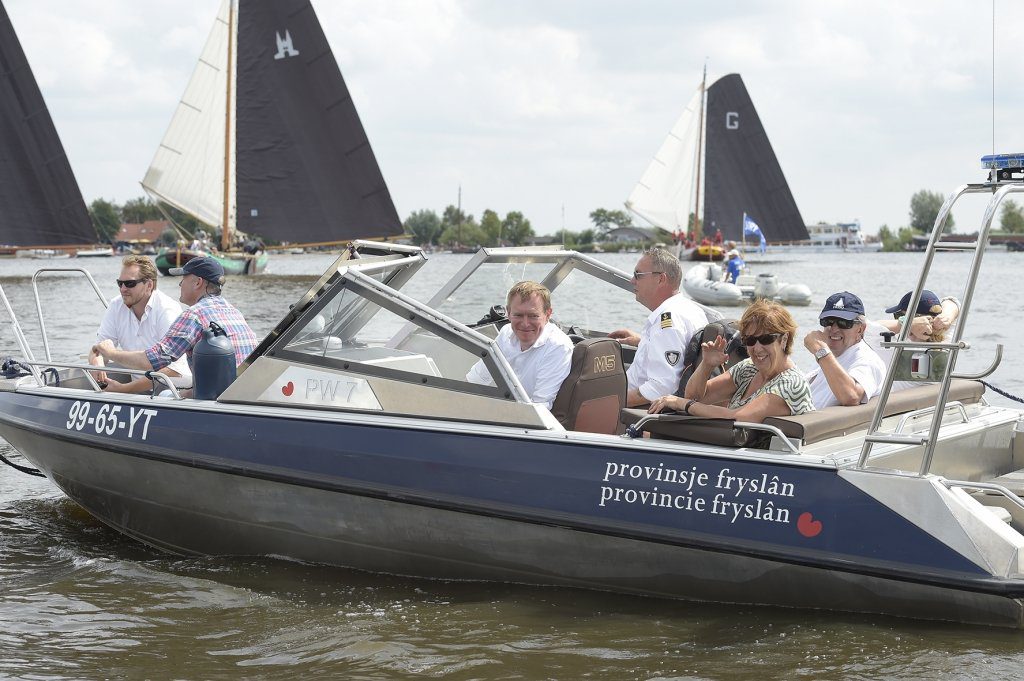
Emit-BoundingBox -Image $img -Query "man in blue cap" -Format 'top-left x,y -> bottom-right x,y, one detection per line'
92,256 -> 258,385
802,291 -> 886,409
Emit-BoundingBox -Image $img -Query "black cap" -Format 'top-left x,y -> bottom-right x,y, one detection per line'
885,290 -> 940,315
819,291 -> 865,321
169,256 -> 225,285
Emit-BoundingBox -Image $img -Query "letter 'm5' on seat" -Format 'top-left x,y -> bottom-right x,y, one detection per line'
550,339 -> 626,434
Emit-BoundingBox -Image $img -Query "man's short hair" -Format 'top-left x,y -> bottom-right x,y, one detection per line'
643,247 -> 682,288
121,255 -> 158,283
507,281 -> 552,311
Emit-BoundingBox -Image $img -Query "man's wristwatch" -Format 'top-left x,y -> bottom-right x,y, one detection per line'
813,346 -> 831,362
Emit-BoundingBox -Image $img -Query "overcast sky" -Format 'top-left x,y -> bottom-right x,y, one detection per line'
6,0 -> 1023,236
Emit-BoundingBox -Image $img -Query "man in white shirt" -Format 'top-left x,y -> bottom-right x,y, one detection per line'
803,291 -> 886,409
609,247 -> 712,407
89,255 -> 191,393
465,281 -> 573,409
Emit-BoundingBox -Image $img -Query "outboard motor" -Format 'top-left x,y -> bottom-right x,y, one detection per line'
753,273 -> 779,300
193,322 -> 236,400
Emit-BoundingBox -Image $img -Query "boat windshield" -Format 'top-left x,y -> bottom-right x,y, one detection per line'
268,254 -> 520,401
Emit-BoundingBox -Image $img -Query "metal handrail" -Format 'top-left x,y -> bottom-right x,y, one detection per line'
21,360 -> 183,400
30,268 -> 109,362
942,479 -> 1024,513
0,283 -> 41,383
893,401 -> 969,436
625,414 -> 802,455
952,344 -> 1003,380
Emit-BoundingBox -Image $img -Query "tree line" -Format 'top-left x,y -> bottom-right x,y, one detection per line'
877,189 -> 1024,251
87,196 -> 205,245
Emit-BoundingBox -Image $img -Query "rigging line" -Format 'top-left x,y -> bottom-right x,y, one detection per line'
0,453 -> 44,478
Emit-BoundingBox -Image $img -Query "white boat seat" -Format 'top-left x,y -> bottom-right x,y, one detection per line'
620,380 -> 985,448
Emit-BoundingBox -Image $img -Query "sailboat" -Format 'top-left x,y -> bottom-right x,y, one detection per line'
626,72 -> 808,260
0,1 -> 99,256
145,0 -> 403,275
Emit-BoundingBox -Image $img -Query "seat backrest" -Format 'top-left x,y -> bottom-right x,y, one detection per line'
674,319 -> 748,396
550,338 -> 626,434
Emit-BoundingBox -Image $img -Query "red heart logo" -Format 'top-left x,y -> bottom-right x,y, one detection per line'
797,512 -> 822,538
281,381 -> 294,397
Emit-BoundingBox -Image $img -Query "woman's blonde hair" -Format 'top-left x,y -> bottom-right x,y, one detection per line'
739,299 -> 798,355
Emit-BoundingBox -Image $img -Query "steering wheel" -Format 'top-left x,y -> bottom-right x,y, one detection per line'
473,304 -> 509,328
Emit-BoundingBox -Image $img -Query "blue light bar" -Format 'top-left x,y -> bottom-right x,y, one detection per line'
981,153 -> 1024,169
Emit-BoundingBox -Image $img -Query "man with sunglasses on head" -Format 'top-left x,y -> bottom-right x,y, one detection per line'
88,255 -> 191,393
92,256 -> 257,395
609,247 -> 711,407
803,291 -> 886,409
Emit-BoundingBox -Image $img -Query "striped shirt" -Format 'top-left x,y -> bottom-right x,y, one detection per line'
145,295 -> 258,370
728,359 -> 815,415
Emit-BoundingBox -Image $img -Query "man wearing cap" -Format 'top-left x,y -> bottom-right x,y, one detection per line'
92,257 -> 258,383
803,291 -> 886,409
864,289 -> 961,391
89,255 -> 192,393
609,247 -> 714,407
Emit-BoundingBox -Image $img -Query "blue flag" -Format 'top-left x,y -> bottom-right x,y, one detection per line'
743,214 -> 768,253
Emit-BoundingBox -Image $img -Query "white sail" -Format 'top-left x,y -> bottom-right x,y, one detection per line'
625,85 -> 704,232
142,0 -> 236,232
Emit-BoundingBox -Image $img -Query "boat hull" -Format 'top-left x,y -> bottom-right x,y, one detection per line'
155,248 -> 269,276
2,388 -> 1023,627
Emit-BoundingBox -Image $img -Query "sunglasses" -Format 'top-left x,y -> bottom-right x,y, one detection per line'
821,317 -> 856,330
741,333 -> 782,347
632,271 -> 664,279
116,279 -> 144,289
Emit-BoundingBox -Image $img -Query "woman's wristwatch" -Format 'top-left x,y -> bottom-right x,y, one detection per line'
683,399 -> 694,415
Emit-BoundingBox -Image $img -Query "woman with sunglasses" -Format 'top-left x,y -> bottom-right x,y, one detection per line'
803,291 -> 886,409
648,300 -> 813,421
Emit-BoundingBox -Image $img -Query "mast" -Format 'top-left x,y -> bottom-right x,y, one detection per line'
221,0 -> 235,252
692,63 -> 707,242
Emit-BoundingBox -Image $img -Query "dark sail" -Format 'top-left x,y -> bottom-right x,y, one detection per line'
0,1 -> 96,246
702,74 -> 807,242
235,0 -> 402,244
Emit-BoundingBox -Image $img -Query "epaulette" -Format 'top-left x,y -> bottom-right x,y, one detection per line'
660,311 -> 672,329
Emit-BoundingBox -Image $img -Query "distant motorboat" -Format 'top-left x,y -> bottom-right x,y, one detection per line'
75,247 -> 114,258
15,248 -> 71,260
683,262 -> 811,307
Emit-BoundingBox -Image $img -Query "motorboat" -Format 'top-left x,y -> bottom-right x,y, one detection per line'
683,262 -> 812,307
4,169 -> 1024,628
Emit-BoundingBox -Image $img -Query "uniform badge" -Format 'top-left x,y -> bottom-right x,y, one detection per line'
660,311 -> 672,329
665,350 -> 680,366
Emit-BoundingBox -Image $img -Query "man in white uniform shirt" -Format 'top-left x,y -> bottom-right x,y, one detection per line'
89,255 -> 191,393
465,281 -> 573,409
609,247 -> 710,407
803,291 -> 886,409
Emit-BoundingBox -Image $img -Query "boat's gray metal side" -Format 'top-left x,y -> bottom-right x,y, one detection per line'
1,420 -> 1021,628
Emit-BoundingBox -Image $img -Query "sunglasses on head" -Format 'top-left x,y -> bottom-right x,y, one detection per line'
741,333 -> 782,347
116,279 -> 143,289
821,317 -> 856,329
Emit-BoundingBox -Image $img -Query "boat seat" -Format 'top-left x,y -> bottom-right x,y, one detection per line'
551,338 -> 626,435
620,379 -> 985,448
675,319 -> 746,396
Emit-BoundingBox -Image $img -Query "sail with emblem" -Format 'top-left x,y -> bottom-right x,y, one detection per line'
143,0 -> 402,271
0,0 -> 97,248
626,73 -> 807,243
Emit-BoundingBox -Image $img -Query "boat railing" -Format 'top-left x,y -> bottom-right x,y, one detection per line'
17,360 -> 183,400
941,479 -> 1024,514
31,268 -> 109,362
857,172 -> 1024,477
625,415 -> 802,454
